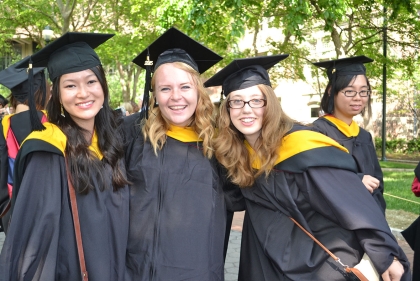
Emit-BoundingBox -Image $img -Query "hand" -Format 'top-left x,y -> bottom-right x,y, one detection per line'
381,259 -> 404,281
362,175 -> 380,193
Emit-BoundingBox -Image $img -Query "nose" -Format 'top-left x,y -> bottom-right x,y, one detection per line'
241,102 -> 253,112
77,85 -> 90,98
170,88 -> 182,100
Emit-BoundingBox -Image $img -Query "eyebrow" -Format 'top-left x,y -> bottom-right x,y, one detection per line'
61,74 -> 97,83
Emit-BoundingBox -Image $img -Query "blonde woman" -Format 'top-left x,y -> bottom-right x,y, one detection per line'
206,55 -> 409,281
123,27 -> 241,281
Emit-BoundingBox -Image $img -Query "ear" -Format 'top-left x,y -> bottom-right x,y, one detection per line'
327,86 -> 332,96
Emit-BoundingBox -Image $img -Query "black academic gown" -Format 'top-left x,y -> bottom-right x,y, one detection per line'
0,123 -> 129,281
238,126 -> 410,281
0,111 -> 45,233
123,113 -> 232,281
313,116 -> 386,212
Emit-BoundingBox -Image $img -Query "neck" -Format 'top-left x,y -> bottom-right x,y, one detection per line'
15,104 -> 29,114
332,113 -> 353,126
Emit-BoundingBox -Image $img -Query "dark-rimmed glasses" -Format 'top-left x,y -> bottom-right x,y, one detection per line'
341,90 -> 371,97
227,99 -> 267,109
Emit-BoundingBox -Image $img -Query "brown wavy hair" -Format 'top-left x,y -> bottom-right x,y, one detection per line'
143,62 -> 215,158
214,84 -> 295,187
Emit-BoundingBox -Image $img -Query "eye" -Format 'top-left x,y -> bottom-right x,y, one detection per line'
181,85 -> 191,90
232,100 -> 243,105
251,99 -> 262,104
64,84 -> 75,89
160,87 -> 170,92
87,79 -> 98,85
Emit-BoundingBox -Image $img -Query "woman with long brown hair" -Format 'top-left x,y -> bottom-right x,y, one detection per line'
206,55 -> 410,281
123,27 -> 241,281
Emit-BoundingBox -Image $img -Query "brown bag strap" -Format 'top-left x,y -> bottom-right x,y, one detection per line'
289,217 -> 369,281
66,160 -> 89,281
0,200 -> 10,218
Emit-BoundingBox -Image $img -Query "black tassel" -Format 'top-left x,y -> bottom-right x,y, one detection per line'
40,70 -> 47,109
139,49 -> 153,121
28,58 -> 45,131
327,69 -> 336,114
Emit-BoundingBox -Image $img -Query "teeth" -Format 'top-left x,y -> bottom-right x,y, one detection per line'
242,118 -> 255,123
170,106 -> 186,110
77,101 -> 92,106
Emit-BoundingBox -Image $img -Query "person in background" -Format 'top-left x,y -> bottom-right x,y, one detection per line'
0,95 -> 10,119
123,102 -> 133,115
401,161 -> 420,281
0,32 -> 130,281
123,27 -> 243,280
312,56 -> 386,213
206,55 -> 409,281
137,98 -> 143,112
0,57 -> 48,234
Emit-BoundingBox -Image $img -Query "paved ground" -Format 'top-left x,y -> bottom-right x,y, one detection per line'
0,211 -> 414,281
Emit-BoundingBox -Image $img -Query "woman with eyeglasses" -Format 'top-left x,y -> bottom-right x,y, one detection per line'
205,55 -> 409,281
312,56 -> 386,213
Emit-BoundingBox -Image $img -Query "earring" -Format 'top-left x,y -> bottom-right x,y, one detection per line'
101,105 -> 103,109
61,104 -> 65,117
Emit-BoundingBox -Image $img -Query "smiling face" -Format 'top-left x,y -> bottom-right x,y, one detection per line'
153,63 -> 198,127
228,85 -> 266,147
59,69 -> 104,131
333,74 -> 369,124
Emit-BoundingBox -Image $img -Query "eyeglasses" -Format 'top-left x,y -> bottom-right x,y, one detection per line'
341,90 -> 371,97
227,99 -> 267,109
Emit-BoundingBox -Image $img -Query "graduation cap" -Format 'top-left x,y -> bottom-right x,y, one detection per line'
132,27 -> 223,119
312,55 -> 373,113
204,54 -> 289,96
16,32 -> 114,131
0,57 -> 46,103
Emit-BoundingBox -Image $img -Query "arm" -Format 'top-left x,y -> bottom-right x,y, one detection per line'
0,152 -> 65,281
299,167 -> 409,278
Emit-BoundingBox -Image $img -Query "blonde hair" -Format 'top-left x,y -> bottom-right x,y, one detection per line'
143,62 -> 215,158
214,84 -> 295,187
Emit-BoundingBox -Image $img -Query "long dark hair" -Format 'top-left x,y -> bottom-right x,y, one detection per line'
320,74 -> 372,119
47,65 -> 129,194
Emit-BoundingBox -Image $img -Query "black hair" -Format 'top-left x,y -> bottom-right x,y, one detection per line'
47,65 -> 129,194
320,74 -> 372,119
0,95 -> 9,107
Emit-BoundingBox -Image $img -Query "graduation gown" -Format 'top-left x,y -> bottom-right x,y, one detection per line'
238,125 -> 410,281
123,113 -> 231,281
313,115 -> 386,212
0,122 -> 129,281
0,111 -> 45,233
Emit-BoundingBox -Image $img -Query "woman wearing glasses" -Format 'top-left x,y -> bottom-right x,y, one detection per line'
312,56 -> 386,213
205,55 -> 409,281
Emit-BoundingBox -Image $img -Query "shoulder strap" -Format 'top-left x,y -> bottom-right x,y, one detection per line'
66,160 -> 89,281
289,217 -> 368,281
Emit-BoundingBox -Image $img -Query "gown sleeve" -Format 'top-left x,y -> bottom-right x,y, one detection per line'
296,166 -> 410,278
0,151 -> 66,281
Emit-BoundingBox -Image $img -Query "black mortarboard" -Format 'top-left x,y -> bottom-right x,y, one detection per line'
132,27 -> 223,120
312,55 -> 373,113
16,32 -> 114,131
132,27 -> 222,74
0,57 -> 45,103
204,54 -> 289,96
17,32 -> 114,81
312,55 -> 373,80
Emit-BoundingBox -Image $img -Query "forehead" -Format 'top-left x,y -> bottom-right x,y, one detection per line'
229,85 -> 263,99
153,63 -> 193,84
